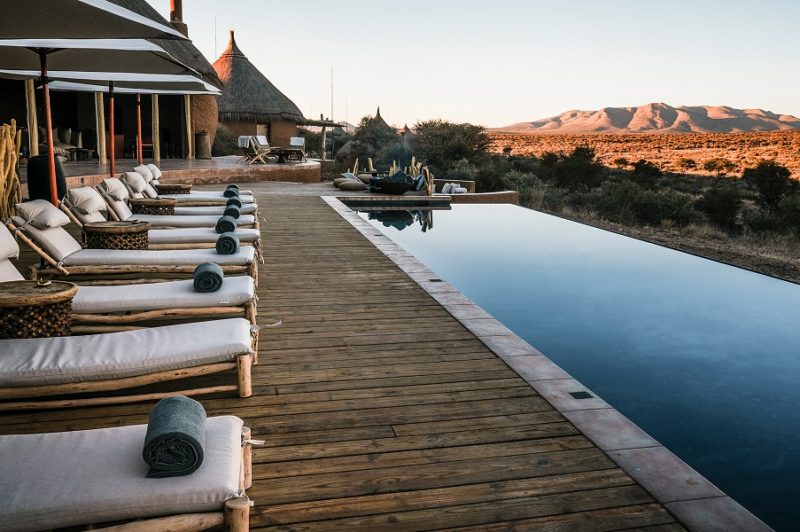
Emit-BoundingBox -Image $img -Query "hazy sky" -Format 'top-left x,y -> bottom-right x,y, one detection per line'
146,0 -> 800,128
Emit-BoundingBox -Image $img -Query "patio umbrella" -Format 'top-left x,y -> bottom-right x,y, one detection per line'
2,0 -> 187,41
48,78 -> 220,165
0,39 -> 194,204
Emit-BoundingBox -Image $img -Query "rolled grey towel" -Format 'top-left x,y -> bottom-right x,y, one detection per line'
216,232 -> 240,255
193,262 -> 224,292
215,215 -> 237,234
226,197 -> 242,209
142,396 -> 206,478
223,205 -> 241,219
223,188 -> 239,198
226,183 -> 239,190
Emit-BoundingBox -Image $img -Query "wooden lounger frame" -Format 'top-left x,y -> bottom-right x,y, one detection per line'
6,221 -> 258,286
59,202 -> 261,252
0,329 -> 259,411
59,426 -> 253,531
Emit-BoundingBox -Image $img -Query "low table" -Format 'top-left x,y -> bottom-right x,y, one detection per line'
155,183 -> 192,195
0,280 -> 78,338
83,221 -> 150,250
130,197 -> 176,215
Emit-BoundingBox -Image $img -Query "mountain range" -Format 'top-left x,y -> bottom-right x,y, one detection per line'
494,103 -> 800,134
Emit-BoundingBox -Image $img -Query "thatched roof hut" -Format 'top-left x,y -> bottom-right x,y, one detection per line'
213,31 -> 303,125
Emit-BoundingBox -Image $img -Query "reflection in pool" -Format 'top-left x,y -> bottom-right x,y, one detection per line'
367,209 -> 435,232
358,203 -> 799,530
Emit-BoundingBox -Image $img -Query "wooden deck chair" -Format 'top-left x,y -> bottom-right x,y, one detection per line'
287,136 -> 307,162
96,178 -> 259,230
0,225 -> 256,332
0,318 -> 259,411
237,135 -> 254,163
7,203 -> 257,284
248,136 -> 275,165
0,417 -> 253,531
61,186 -> 262,252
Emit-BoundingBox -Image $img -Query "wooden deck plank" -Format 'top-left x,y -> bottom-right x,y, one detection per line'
0,187 -> 683,530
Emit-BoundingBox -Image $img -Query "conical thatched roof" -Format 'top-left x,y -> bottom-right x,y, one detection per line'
107,0 -> 222,87
213,31 -> 304,124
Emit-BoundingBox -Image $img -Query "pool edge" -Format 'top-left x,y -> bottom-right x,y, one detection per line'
323,195 -> 773,532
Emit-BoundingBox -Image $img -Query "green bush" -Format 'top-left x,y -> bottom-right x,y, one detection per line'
743,161 -> 796,211
597,181 -> 696,227
695,186 -> 743,231
211,124 -> 238,156
551,146 -> 606,191
502,170 -> 543,207
374,141 -> 413,169
779,195 -> 800,235
630,159 -> 662,189
703,158 -> 737,176
411,120 -> 491,174
445,159 -> 479,181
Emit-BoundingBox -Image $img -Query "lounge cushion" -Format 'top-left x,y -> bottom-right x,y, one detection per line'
0,259 -> 24,282
130,214 -> 256,228
0,318 -> 253,387
62,246 -> 256,267
72,276 -> 254,314
145,163 -> 162,180
175,204 -> 258,216
0,416 -> 243,531
338,180 -> 368,191
11,216 -> 81,262
134,164 -> 154,182
122,172 -> 148,198
0,225 -> 19,261
148,227 -> 260,245
15,200 -> 71,229
160,193 -> 256,205
102,178 -> 130,201
66,187 -> 106,215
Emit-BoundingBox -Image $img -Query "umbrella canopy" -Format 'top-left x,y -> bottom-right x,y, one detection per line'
47,79 -> 220,95
2,0 -> 187,41
0,39 -> 192,76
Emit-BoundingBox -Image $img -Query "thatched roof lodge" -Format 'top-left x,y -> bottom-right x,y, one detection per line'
213,31 -> 304,148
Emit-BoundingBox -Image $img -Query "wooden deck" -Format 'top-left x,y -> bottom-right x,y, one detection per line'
1,186 -> 684,530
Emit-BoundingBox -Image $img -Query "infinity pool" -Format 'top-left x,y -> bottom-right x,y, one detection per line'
360,203 -> 799,530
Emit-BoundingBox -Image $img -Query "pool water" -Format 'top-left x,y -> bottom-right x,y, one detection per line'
359,203 -> 800,530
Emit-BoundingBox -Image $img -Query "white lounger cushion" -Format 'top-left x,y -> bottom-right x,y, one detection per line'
11,216 -> 82,262
62,246 -> 255,266
0,225 -> 19,261
0,259 -> 24,282
0,318 -> 253,387
130,214 -> 256,227
175,204 -> 258,215
149,227 -> 260,244
160,193 -> 256,204
73,276 -> 254,313
0,416 -> 243,532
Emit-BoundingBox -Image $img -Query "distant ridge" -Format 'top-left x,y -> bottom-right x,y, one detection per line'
495,103 -> 800,134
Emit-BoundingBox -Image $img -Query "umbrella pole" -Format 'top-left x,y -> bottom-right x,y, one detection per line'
39,50 -> 58,206
136,93 -> 143,165
108,81 -> 115,177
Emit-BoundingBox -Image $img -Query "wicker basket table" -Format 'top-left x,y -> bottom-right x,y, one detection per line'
84,221 -> 150,250
155,183 -> 192,195
130,197 -> 176,215
0,280 -> 78,338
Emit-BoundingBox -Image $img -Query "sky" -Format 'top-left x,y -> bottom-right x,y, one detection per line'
145,0 -> 800,128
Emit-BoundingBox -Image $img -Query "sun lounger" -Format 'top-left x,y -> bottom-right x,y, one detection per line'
135,164 -> 257,204
0,227 -> 256,331
62,186 -> 261,251
8,202 -> 257,283
121,172 -> 258,214
97,178 -> 258,229
0,317 -> 257,410
0,416 -> 253,530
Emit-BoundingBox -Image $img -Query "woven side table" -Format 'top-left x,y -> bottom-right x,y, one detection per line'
155,183 -> 192,195
130,197 -> 176,215
84,221 -> 150,250
0,280 -> 78,338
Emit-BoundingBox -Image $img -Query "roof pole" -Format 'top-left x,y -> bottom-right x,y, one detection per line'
108,81 -> 115,176
24,79 -> 39,157
151,94 -> 160,162
94,92 -> 107,165
184,94 -> 193,159
38,49 -> 59,206
136,93 -> 143,165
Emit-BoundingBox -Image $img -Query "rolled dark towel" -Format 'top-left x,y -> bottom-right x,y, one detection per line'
215,215 -> 237,234
193,262 -> 224,292
216,231 -> 240,255
223,204 -> 241,219
223,188 -> 239,198
226,197 -> 242,209
226,184 -> 239,190
142,395 -> 206,478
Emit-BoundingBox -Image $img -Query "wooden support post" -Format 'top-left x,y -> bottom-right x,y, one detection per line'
39,51 -> 59,206
95,92 -> 107,165
151,94 -> 160,162
184,94 -> 193,159
242,427 -> 253,490
136,93 -> 143,165
24,79 -> 38,157
223,497 -> 250,532
237,355 -> 252,398
321,125 -> 327,161
108,81 -> 116,176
